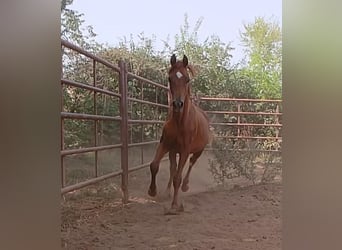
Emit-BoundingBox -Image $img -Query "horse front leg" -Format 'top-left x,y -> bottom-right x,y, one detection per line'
182,150 -> 204,192
165,150 -> 177,198
171,150 -> 190,211
148,142 -> 168,197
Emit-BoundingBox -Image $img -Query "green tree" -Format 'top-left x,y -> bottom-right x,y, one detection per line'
164,14 -> 234,96
61,0 -> 98,51
96,34 -> 170,143
61,0 -> 109,148
240,17 -> 282,99
161,14 -> 258,100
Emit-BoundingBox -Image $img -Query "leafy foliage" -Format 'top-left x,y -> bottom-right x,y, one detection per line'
209,138 -> 282,185
163,14 -> 238,97
239,17 -> 282,99
209,139 -> 259,185
61,0 -> 98,50
207,99 -> 282,185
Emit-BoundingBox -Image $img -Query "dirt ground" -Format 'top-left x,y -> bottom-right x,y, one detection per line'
61,153 -> 281,250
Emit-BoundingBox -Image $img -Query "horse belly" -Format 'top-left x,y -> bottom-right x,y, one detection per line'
190,136 -> 209,153
190,124 -> 210,153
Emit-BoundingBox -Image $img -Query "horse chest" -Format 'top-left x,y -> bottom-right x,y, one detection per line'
162,127 -> 197,151
163,129 -> 185,146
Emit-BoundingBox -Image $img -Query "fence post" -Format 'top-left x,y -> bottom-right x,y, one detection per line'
119,60 -> 129,204
275,104 -> 280,138
61,80 -> 65,188
93,59 -> 99,177
237,103 -> 241,137
61,44 -> 66,188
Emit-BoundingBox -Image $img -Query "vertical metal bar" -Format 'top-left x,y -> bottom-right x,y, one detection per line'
61,86 -> 65,188
275,104 -> 280,124
155,86 -> 159,144
130,82 -> 133,145
93,59 -> 98,177
275,104 -> 279,138
141,81 -> 144,164
237,103 -> 241,137
167,81 -> 172,117
61,45 -> 66,188
119,60 -> 129,204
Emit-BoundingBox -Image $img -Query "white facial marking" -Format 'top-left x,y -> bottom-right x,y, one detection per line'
176,71 -> 183,79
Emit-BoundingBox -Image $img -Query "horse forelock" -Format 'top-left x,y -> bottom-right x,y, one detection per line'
169,61 -> 196,79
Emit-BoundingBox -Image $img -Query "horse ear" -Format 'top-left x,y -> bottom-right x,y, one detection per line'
170,54 -> 176,66
183,55 -> 188,67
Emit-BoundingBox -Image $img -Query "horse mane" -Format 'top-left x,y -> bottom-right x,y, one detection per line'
186,64 -> 196,79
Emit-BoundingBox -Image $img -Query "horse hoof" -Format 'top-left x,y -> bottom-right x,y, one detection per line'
164,203 -> 184,215
164,207 -> 179,215
181,184 -> 189,192
178,202 -> 185,212
165,188 -> 172,198
148,187 -> 157,197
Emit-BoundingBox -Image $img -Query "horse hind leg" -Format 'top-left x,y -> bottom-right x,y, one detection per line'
181,150 -> 204,192
148,142 -> 168,197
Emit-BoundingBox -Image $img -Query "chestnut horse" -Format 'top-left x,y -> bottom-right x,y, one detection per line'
148,54 -> 210,212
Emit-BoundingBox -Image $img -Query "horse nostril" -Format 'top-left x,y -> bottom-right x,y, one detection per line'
172,100 -> 184,109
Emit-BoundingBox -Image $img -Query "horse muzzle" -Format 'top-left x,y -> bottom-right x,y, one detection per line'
172,99 -> 184,112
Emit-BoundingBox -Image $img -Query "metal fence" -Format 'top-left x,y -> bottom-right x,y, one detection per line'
198,97 -> 282,152
61,40 -> 169,203
61,40 -> 282,202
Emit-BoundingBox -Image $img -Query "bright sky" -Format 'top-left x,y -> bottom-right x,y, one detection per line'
70,0 -> 282,63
